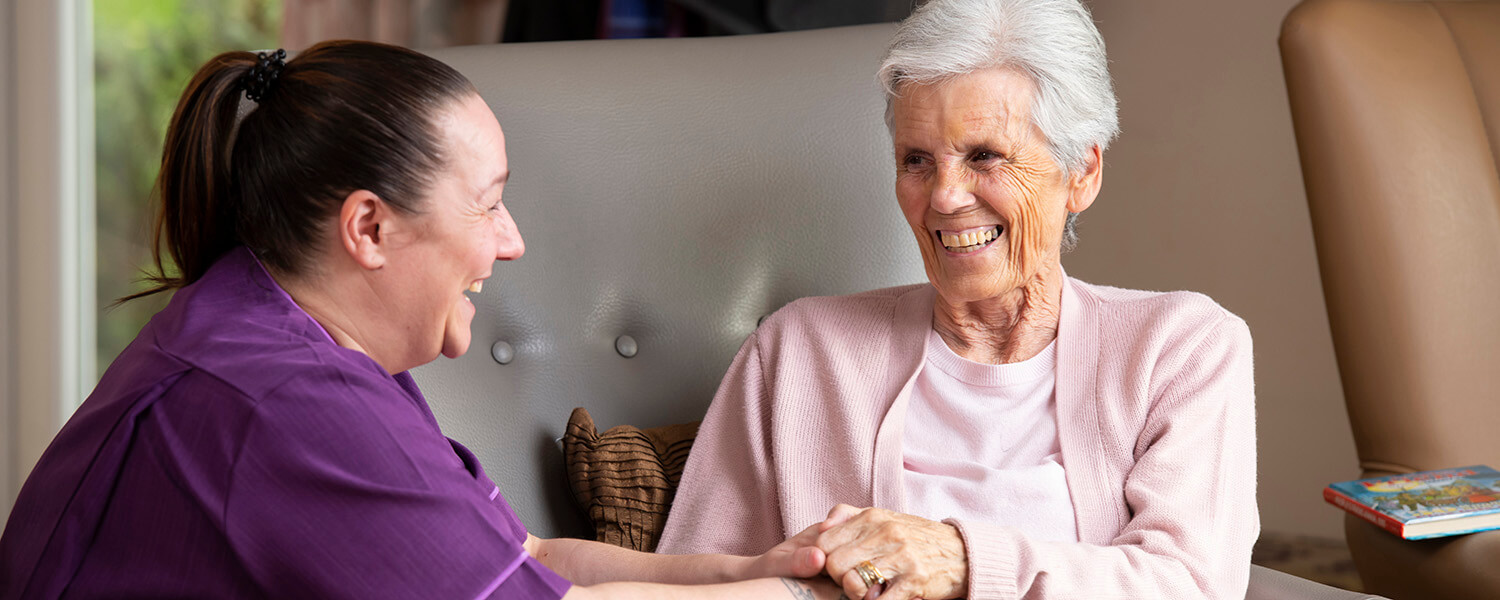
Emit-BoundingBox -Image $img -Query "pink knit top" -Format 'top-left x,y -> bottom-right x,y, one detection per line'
657,277 -> 1259,599
903,331 -> 1077,543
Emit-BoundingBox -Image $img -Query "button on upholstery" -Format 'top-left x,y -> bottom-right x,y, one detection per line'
615,335 -> 638,358
491,340 -> 515,365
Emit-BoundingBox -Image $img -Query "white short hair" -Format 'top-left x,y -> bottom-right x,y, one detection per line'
878,0 -> 1120,175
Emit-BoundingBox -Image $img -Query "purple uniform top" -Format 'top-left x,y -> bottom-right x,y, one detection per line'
0,247 -> 572,600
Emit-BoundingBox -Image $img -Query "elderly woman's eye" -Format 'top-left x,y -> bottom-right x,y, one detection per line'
902,154 -> 930,171
971,150 -> 1001,162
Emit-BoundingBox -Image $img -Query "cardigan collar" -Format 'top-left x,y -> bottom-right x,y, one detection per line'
868,275 -> 1119,544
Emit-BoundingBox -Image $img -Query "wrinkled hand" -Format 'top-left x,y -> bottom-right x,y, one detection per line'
744,521 -> 833,581
815,505 -> 968,600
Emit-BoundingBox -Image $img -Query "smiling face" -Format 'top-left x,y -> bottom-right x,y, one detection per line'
891,67 -> 1098,305
386,93 -> 523,362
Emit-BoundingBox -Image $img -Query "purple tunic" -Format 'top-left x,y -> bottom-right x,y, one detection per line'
0,248 -> 572,599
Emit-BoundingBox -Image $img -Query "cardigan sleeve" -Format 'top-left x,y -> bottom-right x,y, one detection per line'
656,331 -> 787,557
948,314 -> 1259,600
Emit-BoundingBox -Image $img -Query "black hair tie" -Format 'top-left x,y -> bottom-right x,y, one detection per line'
242,49 -> 287,103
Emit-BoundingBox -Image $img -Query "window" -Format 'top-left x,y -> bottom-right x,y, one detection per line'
93,0 -> 282,380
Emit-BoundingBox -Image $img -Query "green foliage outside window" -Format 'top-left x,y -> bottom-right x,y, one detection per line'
94,0 -> 281,376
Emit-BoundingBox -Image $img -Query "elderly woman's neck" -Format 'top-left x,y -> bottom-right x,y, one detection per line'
932,268 -> 1063,365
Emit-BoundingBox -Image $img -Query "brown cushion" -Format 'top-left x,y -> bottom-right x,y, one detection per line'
562,407 -> 699,551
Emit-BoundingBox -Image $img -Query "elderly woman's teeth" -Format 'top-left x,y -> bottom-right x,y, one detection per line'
467,280 -> 484,294
940,226 -> 1000,252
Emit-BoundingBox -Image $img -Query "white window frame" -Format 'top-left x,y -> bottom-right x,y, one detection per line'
2,0 -> 94,517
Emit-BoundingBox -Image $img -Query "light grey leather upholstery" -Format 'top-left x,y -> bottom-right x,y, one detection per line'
1248,565 -> 1385,600
419,24 -> 920,539
418,24 -> 1381,600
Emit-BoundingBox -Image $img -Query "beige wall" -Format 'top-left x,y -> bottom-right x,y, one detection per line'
1068,0 -> 1355,539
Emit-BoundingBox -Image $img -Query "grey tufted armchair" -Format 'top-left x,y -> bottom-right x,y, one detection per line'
415,24 -> 1383,600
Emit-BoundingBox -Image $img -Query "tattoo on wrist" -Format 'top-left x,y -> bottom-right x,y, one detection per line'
778,578 -> 816,600
777,577 -> 849,600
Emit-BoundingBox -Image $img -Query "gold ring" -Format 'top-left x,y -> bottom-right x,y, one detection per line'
854,560 -> 888,588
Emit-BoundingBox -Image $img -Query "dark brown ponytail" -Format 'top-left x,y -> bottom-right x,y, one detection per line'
128,41 -> 475,301
127,51 -> 255,300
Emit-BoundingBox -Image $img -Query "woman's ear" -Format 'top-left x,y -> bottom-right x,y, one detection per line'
1065,144 -> 1104,214
339,190 -> 388,270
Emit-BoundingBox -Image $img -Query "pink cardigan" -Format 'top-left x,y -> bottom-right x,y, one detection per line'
657,278 -> 1259,599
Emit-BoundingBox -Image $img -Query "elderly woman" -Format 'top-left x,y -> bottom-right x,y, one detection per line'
0,42 -> 847,600
657,0 -> 1258,598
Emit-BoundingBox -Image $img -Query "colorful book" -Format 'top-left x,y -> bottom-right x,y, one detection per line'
1324,465 -> 1500,540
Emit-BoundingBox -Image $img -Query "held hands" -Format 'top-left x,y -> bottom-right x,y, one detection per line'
744,504 -> 967,599
750,522 -> 856,599
814,505 -> 969,600
744,521 -> 834,581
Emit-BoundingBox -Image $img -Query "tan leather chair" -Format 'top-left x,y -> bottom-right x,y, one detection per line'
1280,1 -> 1500,597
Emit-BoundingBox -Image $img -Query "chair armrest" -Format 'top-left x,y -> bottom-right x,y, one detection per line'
1344,514 -> 1500,600
1247,564 -> 1387,600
